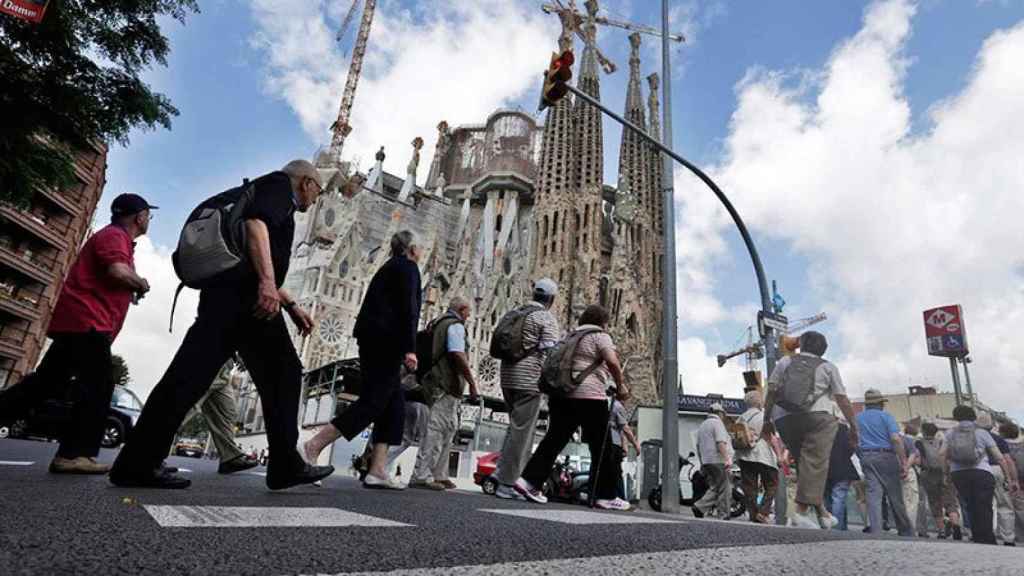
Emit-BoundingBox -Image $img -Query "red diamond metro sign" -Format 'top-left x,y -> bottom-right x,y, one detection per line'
923,305 -> 968,358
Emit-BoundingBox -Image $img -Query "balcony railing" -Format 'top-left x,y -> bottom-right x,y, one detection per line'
0,205 -> 68,250
35,186 -> 80,217
0,323 -> 28,360
0,289 -> 43,322
0,244 -> 54,285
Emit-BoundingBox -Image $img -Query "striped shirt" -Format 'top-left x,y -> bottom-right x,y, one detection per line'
567,326 -> 616,401
498,303 -> 560,391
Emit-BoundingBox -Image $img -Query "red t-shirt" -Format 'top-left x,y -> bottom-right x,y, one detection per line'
48,225 -> 136,340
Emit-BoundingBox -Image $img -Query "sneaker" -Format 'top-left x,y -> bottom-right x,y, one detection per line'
49,456 -> 110,475
512,478 -> 547,504
363,473 -> 405,490
790,509 -> 821,530
495,484 -> 526,500
596,498 -> 631,511
818,512 -> 838,530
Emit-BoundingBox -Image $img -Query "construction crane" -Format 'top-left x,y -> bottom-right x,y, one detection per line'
541,0 -> 686,75
323,0 -> 376,168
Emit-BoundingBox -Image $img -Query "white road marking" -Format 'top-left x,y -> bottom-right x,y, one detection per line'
243,471 -> 267,476
480,508 -> 681,525
322,540 -> 1022,575
0,460 -> 34,466
144,505 -> 412,528
177,468 -> 192,473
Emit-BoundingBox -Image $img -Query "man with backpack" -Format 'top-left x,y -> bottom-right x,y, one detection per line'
408,296 -> 479,491
941,404 -> 1018,544
736,389 -> 778,524
111,160 -> 335,490
997,422 -> 1024,543
491,278 -> 560,500
917,420 -> 963,540
761,331 -> 858,529
514,304 -> 630,510
0,194 -> 154,475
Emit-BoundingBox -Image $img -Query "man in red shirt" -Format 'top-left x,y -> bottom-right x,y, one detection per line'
13,194 -> 154,474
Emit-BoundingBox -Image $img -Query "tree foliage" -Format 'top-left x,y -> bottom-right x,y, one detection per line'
110,353 -> 130,388
0,1 -> 199,204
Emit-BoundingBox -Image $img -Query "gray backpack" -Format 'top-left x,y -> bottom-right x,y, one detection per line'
537,327 -> 604,396
168,180 -> 256,331
947,424 -> 982,467
490,304 -> 542,361
775,355 -> 827,412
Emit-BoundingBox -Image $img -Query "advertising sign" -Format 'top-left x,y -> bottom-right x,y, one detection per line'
923,305 -> 968,357
678,394 -> 747,415
1,0 -> 49,23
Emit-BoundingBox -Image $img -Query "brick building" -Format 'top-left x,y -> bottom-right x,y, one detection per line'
0,142 -> 108,387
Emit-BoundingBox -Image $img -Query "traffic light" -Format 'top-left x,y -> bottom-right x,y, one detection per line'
538,50 -> 575,111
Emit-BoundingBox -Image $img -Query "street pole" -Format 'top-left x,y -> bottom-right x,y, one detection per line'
659,0 -> 680,515
563,84 -> 777,378
960,356 -> 975,405
949,357 -> 963,406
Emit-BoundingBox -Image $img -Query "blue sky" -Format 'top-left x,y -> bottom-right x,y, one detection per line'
106,1 -> 1024,422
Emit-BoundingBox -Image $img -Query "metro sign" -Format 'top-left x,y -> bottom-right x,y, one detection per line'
1,0 -> 50,23
923,305 -> 968,357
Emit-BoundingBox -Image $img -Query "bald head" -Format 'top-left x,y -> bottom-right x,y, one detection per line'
282,159 -> 323,212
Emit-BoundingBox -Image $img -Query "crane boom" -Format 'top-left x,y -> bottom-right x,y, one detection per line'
327,0 -> 376,165
541,3 -> 685,43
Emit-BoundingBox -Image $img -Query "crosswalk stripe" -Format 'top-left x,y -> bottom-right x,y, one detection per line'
480,508 -> 682,525
0,460 -> 34,466
144,505 -> 412,528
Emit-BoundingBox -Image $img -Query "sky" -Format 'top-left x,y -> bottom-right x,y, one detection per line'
101,0 -> 1024,424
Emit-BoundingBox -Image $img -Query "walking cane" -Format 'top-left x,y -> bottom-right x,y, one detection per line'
587,389 -> 617,509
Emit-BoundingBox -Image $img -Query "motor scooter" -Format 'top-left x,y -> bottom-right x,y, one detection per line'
647,452 -> 747,518
543,455 -> 592,504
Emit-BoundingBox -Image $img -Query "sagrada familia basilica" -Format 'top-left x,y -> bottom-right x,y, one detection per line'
281,25 -> 667,409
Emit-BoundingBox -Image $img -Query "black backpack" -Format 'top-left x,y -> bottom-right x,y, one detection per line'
413,313 -> 462,403
489,304 -> 542,361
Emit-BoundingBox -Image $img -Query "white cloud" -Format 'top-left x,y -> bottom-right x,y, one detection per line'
673,0 -> 1024,414
248,0 -> 557,176
113,238 -> 198,402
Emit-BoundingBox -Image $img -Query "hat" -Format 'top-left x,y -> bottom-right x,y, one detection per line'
863,389 -> 888,405
111,193 -> 158,217
708,402 -> 725,413
534,278 -> 558,297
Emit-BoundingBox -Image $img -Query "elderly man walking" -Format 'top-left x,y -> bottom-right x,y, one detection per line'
0,194 -> 154,474
409,296 -> 479,491
855,389 -> 913,536
979,411 -> 1020,545
303,230 -> 423,490
492,279 -> 560,500
694,403 -> 734,520
111,160 -> 335,489
763,331 -> 859,529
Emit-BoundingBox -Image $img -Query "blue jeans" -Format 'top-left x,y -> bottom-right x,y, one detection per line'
829,480 -> 851,531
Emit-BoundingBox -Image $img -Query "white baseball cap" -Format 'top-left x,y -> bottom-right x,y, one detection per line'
534,278 -> 558,297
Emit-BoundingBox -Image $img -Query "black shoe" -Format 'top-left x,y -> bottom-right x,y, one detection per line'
266,464 -> 334,491
110,469 -> 191,489
218,455 -> 259,475
691,506 -> 705,518
952,525 -> 963,541
1004,542 -> 1017,547
156,461 -> 179,474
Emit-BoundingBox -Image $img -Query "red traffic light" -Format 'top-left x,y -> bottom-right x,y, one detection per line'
539,49 -> 574,111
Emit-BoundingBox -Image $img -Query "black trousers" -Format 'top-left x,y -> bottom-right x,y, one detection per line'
113,286 -> 304,479
331,343 -> 404,446
522,397 -> 618,501
3,331 -> 114,459
952,469 -> 996,544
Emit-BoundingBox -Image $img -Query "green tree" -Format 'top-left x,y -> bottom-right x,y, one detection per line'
179,412 -> 209,440
0,1 -> 199,204
110,353 -> 130,388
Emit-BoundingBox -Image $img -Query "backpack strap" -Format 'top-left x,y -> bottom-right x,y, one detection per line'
168,282 -> 186,333
569,328 -> 605,386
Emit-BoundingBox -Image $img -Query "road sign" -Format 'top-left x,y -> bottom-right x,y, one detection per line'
1,0 -> 50,23
757,311 -> 788,337
923,305 -> 968,357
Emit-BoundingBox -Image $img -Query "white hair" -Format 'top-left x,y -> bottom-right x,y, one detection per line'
390,230 -> 418,257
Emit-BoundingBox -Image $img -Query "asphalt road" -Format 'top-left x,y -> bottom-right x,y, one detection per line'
1,438 -> 1019,575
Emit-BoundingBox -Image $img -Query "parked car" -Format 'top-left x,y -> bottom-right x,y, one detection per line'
473,451 -> 500,494
174,441 -> 204,458
0,383 -> 142,449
